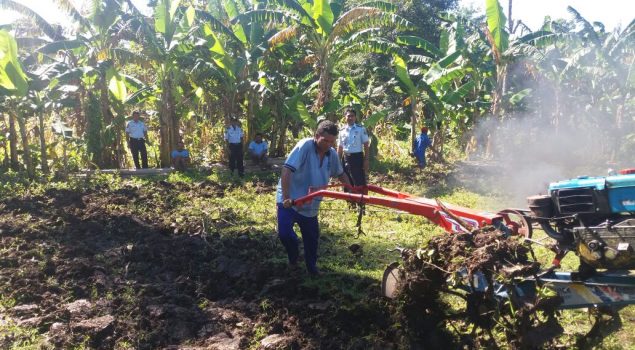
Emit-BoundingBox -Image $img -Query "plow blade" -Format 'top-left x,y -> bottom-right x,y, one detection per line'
382,263 -> 635,310
536,271 -> 635,309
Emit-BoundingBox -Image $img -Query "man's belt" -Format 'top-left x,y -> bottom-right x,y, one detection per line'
130,137 -> 144,140
344,152 -> 363,156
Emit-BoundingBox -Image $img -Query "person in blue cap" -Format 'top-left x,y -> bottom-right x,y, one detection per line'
413,127 -> 432,170
276,120 -> 351,276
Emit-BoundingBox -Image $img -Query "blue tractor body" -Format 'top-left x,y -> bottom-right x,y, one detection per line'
548,173 -> 635,214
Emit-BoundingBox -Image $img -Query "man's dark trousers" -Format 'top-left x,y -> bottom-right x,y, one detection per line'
277,204 -> 320,273
343,152 -> 366,187
228,143 -> 244,176
129,138 -> 148,169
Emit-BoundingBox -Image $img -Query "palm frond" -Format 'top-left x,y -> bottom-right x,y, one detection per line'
396,35 -> 442,58
37,39 -> 85,55
0,0 -> 63,40
338,37 -> 402,59
269,25 -> 300,47
609,29 -> 635,57
331,7 -> 412,41
52,0 -> 92,29
262,0 -> 317,29
235,9 -> 297,27
111,48 -> 151,68
358,1 -> 397,12
566,6 -> 601,45
334,27 -> 382,50
16,37 -> 51,49
195,9 -> 244,45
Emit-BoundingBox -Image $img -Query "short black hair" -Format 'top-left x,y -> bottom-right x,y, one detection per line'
316,120 -> 338,137
132,111 -> 140,116
345,108 -> 356,116
255,132 -> 263,137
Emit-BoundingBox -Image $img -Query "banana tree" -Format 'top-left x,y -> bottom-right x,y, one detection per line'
251,0 -> 411,119
128,0 -> 207,166
193,0 -> 276,144
11,0 -> 144,168
0,29 -> 28,172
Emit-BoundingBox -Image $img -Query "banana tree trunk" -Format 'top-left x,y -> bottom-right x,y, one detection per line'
8,112 -> 19,171
99,79 -> 118,168
38,110 -> 49,175
315,66 -> 334,120
410,95 -> 418,154
159,74 -> 178,167
16,113 -> 34,179
246,89 -> 257,150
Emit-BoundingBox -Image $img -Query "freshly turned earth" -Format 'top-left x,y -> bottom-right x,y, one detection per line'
0,180 -> 399,349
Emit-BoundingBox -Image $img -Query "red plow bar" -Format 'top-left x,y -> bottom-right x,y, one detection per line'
293,184 -> 510,234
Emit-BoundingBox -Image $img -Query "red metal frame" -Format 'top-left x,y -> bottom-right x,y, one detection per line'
293,184 -> 504,233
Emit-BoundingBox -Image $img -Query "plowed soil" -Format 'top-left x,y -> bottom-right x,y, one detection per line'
0,180 -> 399,349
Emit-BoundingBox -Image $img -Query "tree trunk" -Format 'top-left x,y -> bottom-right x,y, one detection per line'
409,95 -> 418,154
246,89 -> 256,150
159,74 -> 178,167
16,113 -> 34,179
38,110 -> 49,174
85,91 -> 102,168
315,66 -> 334,120
99,78 -> 117,168
8,112 -> 19,171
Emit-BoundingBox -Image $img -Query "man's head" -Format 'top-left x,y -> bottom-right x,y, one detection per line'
177,140 -> 185,151
255,132 -> 263,143
421,127 -> 428,134
314,120 -> 338,153
230,117 -> 239,126
132,111 -> 140,121
344,108 -> 356,126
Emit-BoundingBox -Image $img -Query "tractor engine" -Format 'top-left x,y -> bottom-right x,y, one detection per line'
527,169 -> 635,269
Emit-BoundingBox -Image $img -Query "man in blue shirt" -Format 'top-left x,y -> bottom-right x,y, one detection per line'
413,127 -> 432,170
248,133 -> 268,169
171,141 -> 190,171
276,120 -> 351,276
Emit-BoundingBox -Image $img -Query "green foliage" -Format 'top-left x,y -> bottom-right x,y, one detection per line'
0,30 -> 28,96
485,0 -> 508,54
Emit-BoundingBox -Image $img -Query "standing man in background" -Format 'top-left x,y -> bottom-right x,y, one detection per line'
224,117 -> 244,177
125,111 -> 148,169
413,127 -> 432,170
337,108 -> 370,190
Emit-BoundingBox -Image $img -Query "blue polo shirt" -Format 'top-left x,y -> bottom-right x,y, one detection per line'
275,138 -> 344,217
248,140 -> 268,155
171,149 -> 190,158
